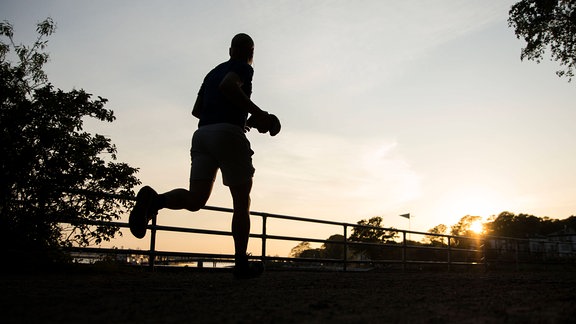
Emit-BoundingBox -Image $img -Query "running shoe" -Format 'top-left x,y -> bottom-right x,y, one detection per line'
234,255 -> 265,279
128,186 -> 158,239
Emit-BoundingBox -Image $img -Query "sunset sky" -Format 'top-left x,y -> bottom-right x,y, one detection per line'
3,0 -> 575,257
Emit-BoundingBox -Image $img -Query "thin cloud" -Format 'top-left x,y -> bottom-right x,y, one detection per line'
251,131 -> 421,222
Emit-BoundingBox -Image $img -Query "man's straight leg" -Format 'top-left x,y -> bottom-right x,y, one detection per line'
230,179 -> 263,279
229,179 -> 252,258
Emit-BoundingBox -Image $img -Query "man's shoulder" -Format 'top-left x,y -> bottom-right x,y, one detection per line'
228,59 -> 253,75
208,60 -> 251,74
205,60 -> 253,85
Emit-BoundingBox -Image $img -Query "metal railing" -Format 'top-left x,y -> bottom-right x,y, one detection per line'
62,204 -> 492,271
61,192 -> 575,271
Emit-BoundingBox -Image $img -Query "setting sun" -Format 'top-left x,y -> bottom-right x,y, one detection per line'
469,219 -> 484,234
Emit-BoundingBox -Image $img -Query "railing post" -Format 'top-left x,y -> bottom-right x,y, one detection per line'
149,214 -> 157,270
515,239 -> 520,271
402,231 -> 407,272
343,224 -> 348,272
261,214 -> 267,264
482,237 -> 488,272
447,236 -> 452,272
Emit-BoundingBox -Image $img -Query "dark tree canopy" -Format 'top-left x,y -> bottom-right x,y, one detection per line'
349,216 -> 397,243
484,211 -> 570,237
288,218 -> 399,262
425,224 -> 448,246
348,216 -> 398,261
450,215 -> 482,237
0,18 -> 140,263
289,241 -> 312,258
322,234 -> 346,259
508,0 -> 576,81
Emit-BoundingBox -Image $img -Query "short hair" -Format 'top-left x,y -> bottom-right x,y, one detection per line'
231,33 -> 254,49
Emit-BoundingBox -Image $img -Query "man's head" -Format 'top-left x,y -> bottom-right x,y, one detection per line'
230,33 -> 254,64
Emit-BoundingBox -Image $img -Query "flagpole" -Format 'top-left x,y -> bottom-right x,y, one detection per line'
399,213 -> 411,241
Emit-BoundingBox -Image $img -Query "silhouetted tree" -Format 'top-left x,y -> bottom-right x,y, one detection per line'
322,234 -> 346,259
425,224 -> 448,246
450,215 -> 482,248
484,211 -> 565,237
509,0 -> 576,81
451,215 -> 483,237
0,18 -> 140,264
299,248 -> 324,259
349,216 -> 397,242
349,216 -> 398,260
289,235 -> 347,260
289,241 -> 312,258
563,215 -> 576,231
290,216 -> 402,262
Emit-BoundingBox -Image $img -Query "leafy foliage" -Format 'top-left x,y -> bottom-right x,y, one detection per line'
321,234 -> 346,260
289,235 -> 346,260
290,217 -> 400,262
425,224 -> 448,246
448,215 -> 483,248
289,241 -> 312,258
290,211 -> 576,266
348,216 -> 398,260
484,211 -> 573,237
349,216 -> 397,243
450,215 -> 483,237
509,0 -> 576,81
0,18 -> 140,263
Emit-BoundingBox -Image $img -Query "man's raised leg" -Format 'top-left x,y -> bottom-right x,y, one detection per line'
161,179 -> 214,211
128,180 -> 214,239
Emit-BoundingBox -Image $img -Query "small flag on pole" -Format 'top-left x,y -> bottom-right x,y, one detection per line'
399,213 -> 410,219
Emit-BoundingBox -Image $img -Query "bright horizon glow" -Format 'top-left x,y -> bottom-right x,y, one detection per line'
2,0 -> 575,257
434,187 -> 509,226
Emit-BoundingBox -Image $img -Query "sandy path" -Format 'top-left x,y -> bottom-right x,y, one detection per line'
2,269 -> 575,323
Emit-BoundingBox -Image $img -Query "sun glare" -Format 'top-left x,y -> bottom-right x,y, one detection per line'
442,187 -> 505,224
469,219 -> 484,234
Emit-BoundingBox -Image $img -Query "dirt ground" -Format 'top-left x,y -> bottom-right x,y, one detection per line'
2,267 -> 575,323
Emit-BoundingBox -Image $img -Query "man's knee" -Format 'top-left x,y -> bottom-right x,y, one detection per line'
186,194 -> 210,212
187,204 -> 202,212
188,179 -> 214,211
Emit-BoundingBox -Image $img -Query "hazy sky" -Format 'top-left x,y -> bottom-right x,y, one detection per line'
3,0 -> 575,256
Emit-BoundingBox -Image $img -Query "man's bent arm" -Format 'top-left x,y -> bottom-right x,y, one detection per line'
219,71 -> 266,117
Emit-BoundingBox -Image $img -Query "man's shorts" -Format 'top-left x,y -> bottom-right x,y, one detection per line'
190,123 -> 255,187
